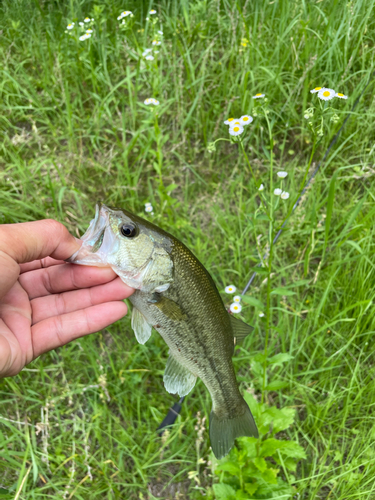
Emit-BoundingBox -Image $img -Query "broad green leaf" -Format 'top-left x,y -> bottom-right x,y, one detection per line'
271,288 -> 296,296
268,353 -> 294,365
212,483 -> 236,500
279,441 -> 307,460
256,213 -> 270,221
216,462 -> 241,476
240,295 -> 264,309
265,380 -> 288,391
238,436 -> 258,458
253,457 -> 268,472
244,482 -> 258,495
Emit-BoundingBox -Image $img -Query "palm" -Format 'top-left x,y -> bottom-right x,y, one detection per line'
0,258 -> 133,377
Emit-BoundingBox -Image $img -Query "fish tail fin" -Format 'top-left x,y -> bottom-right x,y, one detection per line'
209,400 -> 258,459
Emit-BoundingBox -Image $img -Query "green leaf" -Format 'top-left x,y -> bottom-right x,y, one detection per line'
271,288 -> 296,296
238,436 -> 258,458
279,441 -> 307,460
256,213 -> 270,221
260,407 -> 296,434
212,483 -> 236,500
325,171 -> 337,249
244,482 -> 258,495
253,457 -> 268,472
235,491 -> 251,500
268,353 -> 294,365
216,462 -> 241,476
265,380 -> 288,391
240,295 -> 264,309
249,266 -> 269,275
166,183 -> 178,192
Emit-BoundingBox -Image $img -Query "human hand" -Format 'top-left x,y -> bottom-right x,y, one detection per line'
0,219 -> 134,378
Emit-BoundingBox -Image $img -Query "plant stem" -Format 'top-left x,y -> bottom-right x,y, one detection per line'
262,110 -> 274,402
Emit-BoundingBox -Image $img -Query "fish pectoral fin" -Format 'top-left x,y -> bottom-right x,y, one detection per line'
131,307 -> 152,344
164,352 -> 197,397
152,296 -> 187,321
229,315 -> 254,342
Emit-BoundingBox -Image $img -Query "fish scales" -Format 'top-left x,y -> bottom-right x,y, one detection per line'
130,236 -> 243,417
68,204 -> 259,458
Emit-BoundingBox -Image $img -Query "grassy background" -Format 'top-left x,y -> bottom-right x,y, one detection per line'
1,0 -> 375,498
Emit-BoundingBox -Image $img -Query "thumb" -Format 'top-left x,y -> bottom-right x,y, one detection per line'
0,219 -> 81,299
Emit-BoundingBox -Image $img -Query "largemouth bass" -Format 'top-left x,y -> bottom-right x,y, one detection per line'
68,203 -> 258,458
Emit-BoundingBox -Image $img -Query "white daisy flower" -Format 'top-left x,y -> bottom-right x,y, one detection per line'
117,15 -> 122,20
86,29 -> 93,34
149,10 -> 157,14
258,183 -> 264,191
230,303 -> 242,314
158,30 -> 163,35
79,21 -> 84,26
79,34 -> 89,41
225,285 -> 237,294
259,312 -> 265,317
277,171 -> 288,178
252,93 -> 265,99
229,124 -> 244,136
144,98 -> 159,106
281,191 -> 290,200
67,23 -> 75,30
336,92 -> 348,99
152,40 -> 161,46
233,295 -> 241,303
145,55 -> 154,61
239,115 -> 253,125
145,202 -> 152,207
318,88 -> 336,101
224,118 -> 235,125
84,17 -> 91,23
274,188 -> 282,196
145,205 -> 153,213
310,87 -> 322,94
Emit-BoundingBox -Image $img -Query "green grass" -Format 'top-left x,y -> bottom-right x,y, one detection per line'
1,0 -> 375,498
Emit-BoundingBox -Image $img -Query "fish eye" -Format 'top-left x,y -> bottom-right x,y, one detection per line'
120,223 -> 137,238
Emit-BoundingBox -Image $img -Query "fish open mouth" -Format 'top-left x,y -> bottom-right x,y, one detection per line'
66,203 -> 113,266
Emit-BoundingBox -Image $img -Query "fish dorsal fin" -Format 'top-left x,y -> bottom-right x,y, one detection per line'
229,315 -> 254,342
131,307 -> 152,344
151,295 -> 187,321
164,352 -> 197,397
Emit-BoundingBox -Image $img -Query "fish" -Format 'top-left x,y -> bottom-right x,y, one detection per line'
67,203 -> 259,458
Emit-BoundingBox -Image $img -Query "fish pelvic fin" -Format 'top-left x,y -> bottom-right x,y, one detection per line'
164,352 -> 197,397
131,307 -> 152,344
209,401 -> 259,459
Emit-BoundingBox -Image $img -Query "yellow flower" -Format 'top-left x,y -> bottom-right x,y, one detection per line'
310,86 -> 322,94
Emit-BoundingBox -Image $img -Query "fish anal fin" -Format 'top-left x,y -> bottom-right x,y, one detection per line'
164,352 -> 197,397
229,314 -> 254,342
152,296 -> 187,321
131,307 -> 152,344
